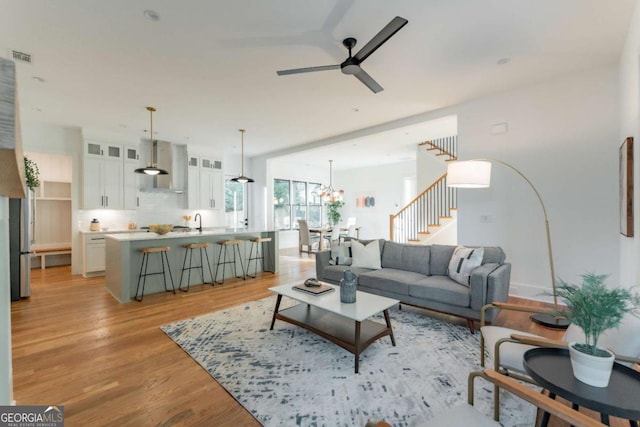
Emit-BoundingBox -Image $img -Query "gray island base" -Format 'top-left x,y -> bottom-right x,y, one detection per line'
105,228 -> 278,302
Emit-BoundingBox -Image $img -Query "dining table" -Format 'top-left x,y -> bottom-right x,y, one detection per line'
309,226 -> 361,250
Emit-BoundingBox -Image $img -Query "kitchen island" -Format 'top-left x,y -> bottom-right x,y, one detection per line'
105,228 -> 278,302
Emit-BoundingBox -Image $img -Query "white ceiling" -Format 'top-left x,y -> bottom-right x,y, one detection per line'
0,0 -> 635,169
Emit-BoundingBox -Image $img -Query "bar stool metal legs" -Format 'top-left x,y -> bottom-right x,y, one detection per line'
135,246 -> 175,301
214,240 -> 245,284
246,237 -> 273,278
179,242 -> 215,292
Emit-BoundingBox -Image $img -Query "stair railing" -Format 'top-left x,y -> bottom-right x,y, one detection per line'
419,136 -> 458,161
389,173 -> 457,243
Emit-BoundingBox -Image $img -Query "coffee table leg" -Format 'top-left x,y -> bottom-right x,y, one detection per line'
354,321 -> 361,374
270,294 -> 282,330
383,309 -> 396,346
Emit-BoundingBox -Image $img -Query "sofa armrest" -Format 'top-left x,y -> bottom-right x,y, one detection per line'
469,263 -> 511,316
315,250 -> 332,280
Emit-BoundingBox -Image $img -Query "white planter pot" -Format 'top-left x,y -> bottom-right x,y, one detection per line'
568,342 -> 615,387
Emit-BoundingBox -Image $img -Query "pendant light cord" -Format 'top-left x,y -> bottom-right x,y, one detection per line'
147,106 -> 156,167
240,129 -> 245,175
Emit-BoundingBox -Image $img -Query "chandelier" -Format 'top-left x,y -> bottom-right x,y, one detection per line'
318,160 -> 344,202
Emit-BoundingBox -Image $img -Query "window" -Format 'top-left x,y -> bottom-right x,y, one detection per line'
274,179 -> 291,230
225,178 -> 244,228
273,179 -> 323,230
308,182 -> 322,227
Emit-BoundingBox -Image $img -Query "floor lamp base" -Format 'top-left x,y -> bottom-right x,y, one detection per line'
530,313 -> 570,330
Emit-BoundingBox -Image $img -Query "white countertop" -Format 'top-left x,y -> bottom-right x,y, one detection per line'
105,228 -> 275,242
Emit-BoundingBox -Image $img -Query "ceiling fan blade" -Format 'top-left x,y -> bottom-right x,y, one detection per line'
277,64 -> 340,75
353,16 -> 408,63
354,68 -> 383,93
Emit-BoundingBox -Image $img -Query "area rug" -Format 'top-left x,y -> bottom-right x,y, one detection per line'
161,297 -> 536,426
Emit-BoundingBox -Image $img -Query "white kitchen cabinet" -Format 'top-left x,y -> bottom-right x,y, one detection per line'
199,157 -> 222,209
82,233 -> 106,276
82,141 -> 124,209
186,155 -> 222,210
123,144 -> 140,209
187,155 -> 200,209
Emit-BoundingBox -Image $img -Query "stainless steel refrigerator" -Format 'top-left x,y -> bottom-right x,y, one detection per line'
9,189 -> 35,301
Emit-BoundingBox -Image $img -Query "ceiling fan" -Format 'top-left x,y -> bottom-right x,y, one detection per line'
276,16 -> 408,94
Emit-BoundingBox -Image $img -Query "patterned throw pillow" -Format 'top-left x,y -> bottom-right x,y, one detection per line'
447,246 -> 484,286
330,240 -> 352,265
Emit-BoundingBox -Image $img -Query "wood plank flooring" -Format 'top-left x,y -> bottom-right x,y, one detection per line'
10,249 -> 623,426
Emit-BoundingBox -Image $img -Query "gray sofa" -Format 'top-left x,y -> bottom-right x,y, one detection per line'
315,240 -> 511,332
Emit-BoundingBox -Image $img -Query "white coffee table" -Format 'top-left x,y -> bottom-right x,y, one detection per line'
269,282 -> 399,373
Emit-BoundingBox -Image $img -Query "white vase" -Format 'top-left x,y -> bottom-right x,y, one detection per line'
568,342 -> 615,387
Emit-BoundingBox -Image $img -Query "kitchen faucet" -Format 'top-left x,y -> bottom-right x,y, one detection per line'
195,213 -> 202,233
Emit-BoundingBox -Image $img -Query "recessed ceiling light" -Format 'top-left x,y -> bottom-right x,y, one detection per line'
497,58 -> 510,65
31,76 -> 45,83
143,9 -> 160,22
352,107 -> 359,112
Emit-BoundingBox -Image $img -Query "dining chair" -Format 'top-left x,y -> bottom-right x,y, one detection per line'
297,219 -> 320,254
479,302 -> 640,421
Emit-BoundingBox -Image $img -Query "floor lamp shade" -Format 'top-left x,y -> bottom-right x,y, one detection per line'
446,160 -> 491,188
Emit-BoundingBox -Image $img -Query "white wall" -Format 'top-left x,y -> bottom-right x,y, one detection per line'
335,160 -> 416,240
457,65 -> 620,300
618,1 -> 640,290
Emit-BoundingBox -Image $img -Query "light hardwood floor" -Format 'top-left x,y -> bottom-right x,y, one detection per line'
10,249 -> 623,426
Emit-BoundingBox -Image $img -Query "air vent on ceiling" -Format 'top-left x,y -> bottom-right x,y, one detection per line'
11,50 -> 32,64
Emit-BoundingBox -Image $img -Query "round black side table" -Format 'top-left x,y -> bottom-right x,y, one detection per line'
523,347 -> 640,426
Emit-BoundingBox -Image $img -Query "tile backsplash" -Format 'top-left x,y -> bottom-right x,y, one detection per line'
78,192 -> 223,231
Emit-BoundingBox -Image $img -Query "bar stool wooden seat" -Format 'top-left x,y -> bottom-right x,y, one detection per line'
179,242 -> 214,292
135,246 -> 175,301
214,240 -> 245,284
246,237 -> 273,278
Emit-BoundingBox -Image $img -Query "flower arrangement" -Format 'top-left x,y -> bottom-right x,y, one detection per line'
326,200 -> 344,226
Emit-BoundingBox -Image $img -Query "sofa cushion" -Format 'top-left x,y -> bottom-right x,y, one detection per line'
381,241 -> 430,276
409,276 -> 471,307
322,265 -> 374,283
351,239 -> 382,269
430,245 -> 456,276
448,246 -> 484,286
358,268 -> 426,295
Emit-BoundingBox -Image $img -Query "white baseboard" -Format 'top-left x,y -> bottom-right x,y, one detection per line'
508,281 -> 556,304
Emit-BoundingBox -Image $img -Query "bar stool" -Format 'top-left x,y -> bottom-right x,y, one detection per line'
246,237 -> 273,278
179,242 -> 214,292
214,240 -> 245,284
135,246 -> 175,301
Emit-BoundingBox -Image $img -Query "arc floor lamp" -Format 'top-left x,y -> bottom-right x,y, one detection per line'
447,159 -> 569,329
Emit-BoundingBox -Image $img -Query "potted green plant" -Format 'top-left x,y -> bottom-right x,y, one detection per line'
553,272 -> 640,387
24,156 -> 40,189
326,200 -> 344,226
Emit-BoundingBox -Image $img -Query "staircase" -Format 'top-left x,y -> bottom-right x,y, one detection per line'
389,136 -> 458,244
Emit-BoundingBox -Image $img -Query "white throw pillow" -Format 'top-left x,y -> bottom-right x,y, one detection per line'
350,240 -> 381,269
448,246 -> 484,286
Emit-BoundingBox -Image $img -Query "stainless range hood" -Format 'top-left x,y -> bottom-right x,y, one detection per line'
142,139 -> 186,193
